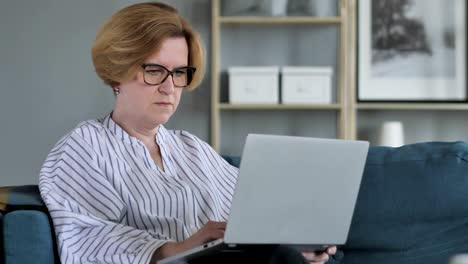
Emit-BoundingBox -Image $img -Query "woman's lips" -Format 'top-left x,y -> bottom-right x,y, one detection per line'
155,102 -> 172,106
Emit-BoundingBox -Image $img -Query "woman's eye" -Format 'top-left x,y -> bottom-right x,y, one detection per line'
147,70 -> 163,75
174,69 -> 187,76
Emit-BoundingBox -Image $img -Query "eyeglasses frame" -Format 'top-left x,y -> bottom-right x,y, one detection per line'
141,63 -> 197,88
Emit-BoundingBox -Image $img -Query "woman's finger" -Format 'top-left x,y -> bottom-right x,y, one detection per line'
302,251 -> 329,262
214,221 -> 226,229
327,246 -> 337,255
206,221 -> 226,230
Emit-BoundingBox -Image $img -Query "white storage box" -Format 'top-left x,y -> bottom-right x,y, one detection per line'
281,66 -> 333,104
259,0 -> 288,16
229,66 -> 279,104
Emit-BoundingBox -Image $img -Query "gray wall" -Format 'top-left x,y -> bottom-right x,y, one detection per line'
2,1 -> 467,186
0,0 -> 211,186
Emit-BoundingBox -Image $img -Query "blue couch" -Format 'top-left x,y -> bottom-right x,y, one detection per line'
0,185 -> 59,264
2,141 -> 468,264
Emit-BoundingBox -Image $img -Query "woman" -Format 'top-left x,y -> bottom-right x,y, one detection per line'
39,2 -> 336,263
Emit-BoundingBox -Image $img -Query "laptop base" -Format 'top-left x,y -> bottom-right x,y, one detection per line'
160,243 -> 329,264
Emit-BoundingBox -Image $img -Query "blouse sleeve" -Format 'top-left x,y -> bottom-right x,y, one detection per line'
191,133 -> 239,190
39,131 -> 166,264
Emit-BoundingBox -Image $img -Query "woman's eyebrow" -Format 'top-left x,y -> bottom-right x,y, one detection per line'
144,63 -> 189,69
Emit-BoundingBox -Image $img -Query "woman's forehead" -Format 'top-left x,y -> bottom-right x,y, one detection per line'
144,37 -> 189,67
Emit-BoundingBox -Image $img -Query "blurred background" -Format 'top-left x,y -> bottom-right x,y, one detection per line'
2,0 -> 468,186
0,0 -> 211,185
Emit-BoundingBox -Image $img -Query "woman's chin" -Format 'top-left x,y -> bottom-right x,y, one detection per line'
151,115 -> 171,126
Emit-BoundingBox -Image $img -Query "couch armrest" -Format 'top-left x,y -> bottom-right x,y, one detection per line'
3,210 -> 56,264
1,185 -> 58,264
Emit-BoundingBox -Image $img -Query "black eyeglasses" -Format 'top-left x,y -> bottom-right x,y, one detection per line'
141,63 -> 196,88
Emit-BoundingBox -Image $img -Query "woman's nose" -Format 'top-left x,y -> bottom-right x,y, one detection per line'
158,75 -> 175,94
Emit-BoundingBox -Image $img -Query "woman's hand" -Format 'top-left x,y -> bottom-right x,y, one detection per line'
152,221 -> 226,262
183,221 -> 226,248
302,246 -> 337,264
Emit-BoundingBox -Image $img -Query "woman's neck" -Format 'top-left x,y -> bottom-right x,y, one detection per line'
112,110 -> 164,171
111,110 -> 159,146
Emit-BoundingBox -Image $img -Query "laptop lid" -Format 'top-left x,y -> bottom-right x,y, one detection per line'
224,134 -> 369,246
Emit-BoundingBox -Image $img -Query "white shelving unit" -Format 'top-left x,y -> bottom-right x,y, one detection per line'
211,0 -> 468,152
211,0 -> 350,153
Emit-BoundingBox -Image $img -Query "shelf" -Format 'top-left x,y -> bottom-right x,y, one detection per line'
357,103 -> 468,111
219,103 -> 341,110
211,0 -> 352,151
219,16 -> 342,25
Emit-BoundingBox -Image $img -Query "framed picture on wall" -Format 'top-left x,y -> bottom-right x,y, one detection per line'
358,0 -> 467,102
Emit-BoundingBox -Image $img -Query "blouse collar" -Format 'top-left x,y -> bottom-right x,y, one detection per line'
100,113 -> 169,146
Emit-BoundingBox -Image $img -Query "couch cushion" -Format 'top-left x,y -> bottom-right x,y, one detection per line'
3,210 -> 56,264
343,141 -> 468,264
222,156 -> 241,168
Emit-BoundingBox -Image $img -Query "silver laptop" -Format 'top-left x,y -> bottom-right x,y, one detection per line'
160,134 -> 369,264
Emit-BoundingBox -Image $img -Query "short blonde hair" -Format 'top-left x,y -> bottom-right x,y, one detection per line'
92,2 -> 204,90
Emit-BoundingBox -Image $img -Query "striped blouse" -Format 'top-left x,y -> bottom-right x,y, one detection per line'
39,114 -> 239,264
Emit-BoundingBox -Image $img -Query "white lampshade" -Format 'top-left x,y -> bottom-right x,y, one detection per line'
379,121 -> 404,147
450,254 -> 468,264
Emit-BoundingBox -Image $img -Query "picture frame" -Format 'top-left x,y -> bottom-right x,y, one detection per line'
358,0 -> 467,102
